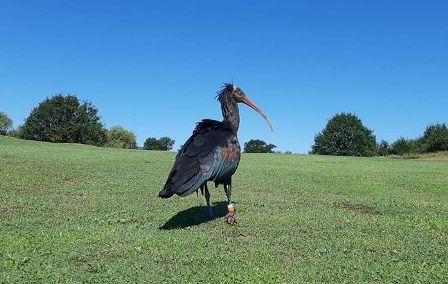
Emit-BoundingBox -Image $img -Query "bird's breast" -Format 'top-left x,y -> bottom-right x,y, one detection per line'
210,138 -> 241,184
220,136 -> 241,161
220,146 -> 240,160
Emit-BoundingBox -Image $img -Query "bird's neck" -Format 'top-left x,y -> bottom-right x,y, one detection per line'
221,101 -> 240,133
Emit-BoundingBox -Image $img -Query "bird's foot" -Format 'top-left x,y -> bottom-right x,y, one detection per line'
206,207 -> 214,218
225,204 -> 237,225
225,212 -> 237,225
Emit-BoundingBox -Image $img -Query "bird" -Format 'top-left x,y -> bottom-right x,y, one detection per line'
158,84 -> 273,224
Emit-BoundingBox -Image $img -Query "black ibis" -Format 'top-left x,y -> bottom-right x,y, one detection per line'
158,84 -> 273,224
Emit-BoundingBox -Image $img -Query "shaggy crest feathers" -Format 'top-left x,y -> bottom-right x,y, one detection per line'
216,83 -> 240,103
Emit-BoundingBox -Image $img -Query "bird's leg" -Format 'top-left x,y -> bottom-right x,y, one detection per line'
224,181 -> 237,225
204,183 -> 213,218
196,185 -> 205,197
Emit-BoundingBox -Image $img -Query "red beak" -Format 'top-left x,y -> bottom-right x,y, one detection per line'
241,96 -> 274,131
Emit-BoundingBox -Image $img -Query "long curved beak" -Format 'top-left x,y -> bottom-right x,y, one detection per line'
241,96 -> 274,131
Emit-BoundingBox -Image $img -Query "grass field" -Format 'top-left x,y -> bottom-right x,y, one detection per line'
1,136 -> 447,283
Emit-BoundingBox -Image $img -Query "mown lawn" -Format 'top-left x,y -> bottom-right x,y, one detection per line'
1,136 -> 447,283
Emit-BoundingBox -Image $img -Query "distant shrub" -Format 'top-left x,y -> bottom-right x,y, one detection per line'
20,94 -> 106,145
7,127 -> 22,138
0,112 -> 13,135
311,113 -> 377,157
143,136 -> 175,151
106,126 -> 137,149
376,140 -> 391,156
243,139 -> 276,153
390,138 -> 424,155
421,123 -> 448,152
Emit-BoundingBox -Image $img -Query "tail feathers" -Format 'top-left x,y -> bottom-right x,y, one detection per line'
158,185 -> 175,198
158,189 -> 174,198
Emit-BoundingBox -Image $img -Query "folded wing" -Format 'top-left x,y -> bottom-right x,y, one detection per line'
159,120 -> 232,198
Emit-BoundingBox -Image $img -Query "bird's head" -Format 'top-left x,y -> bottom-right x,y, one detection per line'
218,83 -> 273,131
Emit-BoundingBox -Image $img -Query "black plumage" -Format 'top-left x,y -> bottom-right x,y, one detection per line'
159,84 -> 272,224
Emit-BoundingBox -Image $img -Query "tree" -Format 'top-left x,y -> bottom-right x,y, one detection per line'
243,139 -> 276,153
7,126 -> 22,138
106,126 -> 137,149
143,136 -> 175,151
20,94 -> 106,145
389,138 -> 424,155
0,112 -> 13,135
389,138 -> 410,155
377,140 -> 391,156
311,113 -> 377,157
421,123 -> 448,152
143,137 -> 158,150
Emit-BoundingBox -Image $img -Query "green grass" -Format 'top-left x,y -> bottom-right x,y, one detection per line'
1,136 -> 447,283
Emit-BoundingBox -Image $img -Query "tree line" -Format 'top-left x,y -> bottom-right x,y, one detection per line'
0,94 -> 174,151
1,94 -> 447,156
311,113 -> 448,156
245,113 -> 447,155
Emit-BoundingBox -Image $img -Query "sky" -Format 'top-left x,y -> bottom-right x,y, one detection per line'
1,1 -> 447,153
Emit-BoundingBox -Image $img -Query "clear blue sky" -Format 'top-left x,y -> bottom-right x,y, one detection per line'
1,1 -> 447,153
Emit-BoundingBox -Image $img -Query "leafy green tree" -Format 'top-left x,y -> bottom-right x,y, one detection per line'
106,126 -> 137,149
389,138 -> 410,155
159,137 -> 175,151
389,138 -> 424,155
311,113 -> 377,157
377,140 -> 391,156
421,123 -> 448,152
0,112 -> 13,135
243,139 -> 276,153
143,137 -> 158,150
143,136 -> 175,151
20,94 -> 106,145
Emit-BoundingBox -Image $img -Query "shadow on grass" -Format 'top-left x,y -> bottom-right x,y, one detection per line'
159,201 -> 228,230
